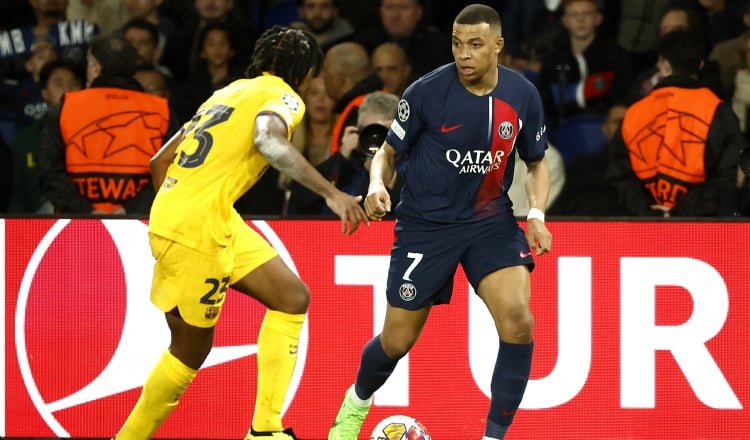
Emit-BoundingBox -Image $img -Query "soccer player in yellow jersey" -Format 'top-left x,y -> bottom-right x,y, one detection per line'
114,26 -> 368,440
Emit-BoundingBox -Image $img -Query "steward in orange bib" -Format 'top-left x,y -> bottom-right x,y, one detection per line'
606,30 -> 743,217
39,35 -> 178,214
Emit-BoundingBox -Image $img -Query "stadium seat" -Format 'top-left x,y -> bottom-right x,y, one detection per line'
548,113 -> 608,166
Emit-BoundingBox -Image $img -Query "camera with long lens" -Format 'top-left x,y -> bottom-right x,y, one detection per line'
353,123 -> 388,160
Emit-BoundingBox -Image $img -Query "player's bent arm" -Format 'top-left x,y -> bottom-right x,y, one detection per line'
525,156 -> 551,214
254,113 -> 338,200
368,142 -> 398,192
150,128 -> 184,190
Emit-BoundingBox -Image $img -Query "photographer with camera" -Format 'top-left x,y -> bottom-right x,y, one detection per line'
287,91 -> 402,216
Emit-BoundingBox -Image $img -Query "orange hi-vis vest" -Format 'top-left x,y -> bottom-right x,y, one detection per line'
60,87 -> 170,212
620,86 -> 721,209
329,93 -> 368,156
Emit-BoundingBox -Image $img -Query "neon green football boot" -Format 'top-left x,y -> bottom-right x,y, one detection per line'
328,385 -> 372,440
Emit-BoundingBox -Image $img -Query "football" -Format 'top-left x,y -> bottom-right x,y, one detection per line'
370,414 -> 431,440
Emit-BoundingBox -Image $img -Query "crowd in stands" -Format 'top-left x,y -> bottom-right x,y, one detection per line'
1,0 -> 749,217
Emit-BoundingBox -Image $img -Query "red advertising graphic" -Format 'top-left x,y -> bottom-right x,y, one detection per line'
2,219 -> 749,439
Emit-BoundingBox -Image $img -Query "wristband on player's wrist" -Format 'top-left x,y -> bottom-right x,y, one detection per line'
527,208 -> 545,223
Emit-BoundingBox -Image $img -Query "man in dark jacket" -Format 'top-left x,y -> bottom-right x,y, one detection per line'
605,29 -> 745,217
39,35 -> 179,215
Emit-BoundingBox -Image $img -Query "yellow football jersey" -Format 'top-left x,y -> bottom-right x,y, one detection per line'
149,73 -> 305,252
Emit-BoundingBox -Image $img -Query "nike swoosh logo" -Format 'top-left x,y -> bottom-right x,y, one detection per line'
520,251 -> 533,258
440,123 -> 462,133
502,409 -> 516,416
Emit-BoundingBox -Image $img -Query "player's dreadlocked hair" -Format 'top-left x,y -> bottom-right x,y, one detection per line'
245,25 -> 322,92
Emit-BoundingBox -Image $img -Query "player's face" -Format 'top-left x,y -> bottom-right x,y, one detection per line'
562,1 -> 601,40
42,67 -> 82,105
299,0 -> 336,34
451,23 -> 503,84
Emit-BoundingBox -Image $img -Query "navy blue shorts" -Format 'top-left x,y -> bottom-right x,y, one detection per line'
385,213 -> 534,310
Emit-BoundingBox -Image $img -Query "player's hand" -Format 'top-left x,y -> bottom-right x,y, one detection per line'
326,191 -> 369,235
364,182 -> 391,220
525,219 -> 551,256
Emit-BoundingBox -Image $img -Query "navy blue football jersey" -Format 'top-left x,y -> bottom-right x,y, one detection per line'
386,64 -> 548,223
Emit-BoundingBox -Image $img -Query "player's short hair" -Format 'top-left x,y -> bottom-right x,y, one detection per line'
358,91 -> 400,125
245,25 -> 323,92
89,35 -> 138,78
657,29 -> 705,76
454,4 -> 502,34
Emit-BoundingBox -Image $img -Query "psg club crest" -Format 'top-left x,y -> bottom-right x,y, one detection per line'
498,121 -> 514,139
399,283 -> 417,301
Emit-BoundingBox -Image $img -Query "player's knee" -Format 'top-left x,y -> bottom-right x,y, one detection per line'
499,308 -> 534,343
380,333 -> 415,359
285,281 -> 310,314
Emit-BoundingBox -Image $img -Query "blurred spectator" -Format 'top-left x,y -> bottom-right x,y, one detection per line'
39,35 -> 176,214
162,0 -> 255,82
322,41 -> 384,155
500,0 -> 548,60
67,0 -> 128,35
616,0 -> 670,76
731,32 -> 750,134
709,2 -> 750,94
548,101 -> 627,216
122,17 -> 172,77
354,0 -> 452,80
692,0 -> 747,49
627,6 -> 725,103
536,0 -> 633,128
291,0 -> 354,49
0,0 -> 98,80
371,42 -> 411,97
9,58 -> 83,213
287,91 -> 400,216
0,40 -> 59,131
124,0 -> 179,57
605,29 -> 744,217
0,0 -> 35,31
172,21 -> 243,123
290,75 -> 336,168
0,134 -> 10,212
508,144 -> 565,217
135,63 -> 172,99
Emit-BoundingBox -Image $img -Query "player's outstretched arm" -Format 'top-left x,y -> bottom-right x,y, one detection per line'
365,142 -> 397,220
150,128 -> 184,190
525,156 -> 552,255
255,113 -> 368,235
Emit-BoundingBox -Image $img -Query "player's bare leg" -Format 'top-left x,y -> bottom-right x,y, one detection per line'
329,305 -> 430,440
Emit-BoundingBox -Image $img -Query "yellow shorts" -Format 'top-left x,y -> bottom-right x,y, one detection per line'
149,218 -> 278,328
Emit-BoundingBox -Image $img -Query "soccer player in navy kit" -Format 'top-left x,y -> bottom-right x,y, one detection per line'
328,4 -> 552,440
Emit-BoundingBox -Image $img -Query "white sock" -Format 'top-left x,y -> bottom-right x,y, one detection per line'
348,384 -> 373,406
